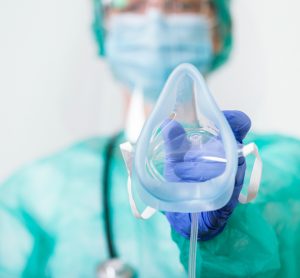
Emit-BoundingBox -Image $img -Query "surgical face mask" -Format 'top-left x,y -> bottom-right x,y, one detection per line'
105,10 -> 214,102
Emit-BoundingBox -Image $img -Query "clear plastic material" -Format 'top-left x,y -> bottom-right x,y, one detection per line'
134,63 -> 238,213
120,64 -> 262,278
146,117 -> 226,183
189,213 -> 199,278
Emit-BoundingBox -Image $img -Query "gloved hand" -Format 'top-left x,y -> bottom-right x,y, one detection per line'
162,110 -> 251,241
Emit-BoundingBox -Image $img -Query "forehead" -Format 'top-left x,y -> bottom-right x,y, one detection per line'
103,0 -> 215,18
104,0 -> 214,8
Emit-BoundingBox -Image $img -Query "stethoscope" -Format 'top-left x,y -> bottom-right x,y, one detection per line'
97,134 -> 135,278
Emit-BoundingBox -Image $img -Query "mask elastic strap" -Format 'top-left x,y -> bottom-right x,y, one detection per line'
238,143 -> 263,204
120,142 -> 156,219
127,175 -> 157,219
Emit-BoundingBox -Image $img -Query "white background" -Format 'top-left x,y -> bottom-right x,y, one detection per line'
0,0 -> 300,182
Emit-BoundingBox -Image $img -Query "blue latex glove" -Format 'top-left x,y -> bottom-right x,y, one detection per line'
163,110 -> 251,241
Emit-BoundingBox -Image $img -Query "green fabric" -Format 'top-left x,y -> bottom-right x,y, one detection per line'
1,132 -> 300,277
0,136 -> 184,278
211,0 -> 232,70
172,133 -> 300,277
92,0 -> 233,71
92,0 -> 105,56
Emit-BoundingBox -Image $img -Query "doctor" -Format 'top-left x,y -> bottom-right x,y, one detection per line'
1,0 -> 300,277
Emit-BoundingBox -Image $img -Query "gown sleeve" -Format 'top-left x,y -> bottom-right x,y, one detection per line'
0,137 -> 109,278
170,204 -> 280,277
170,133 -> 300,277
0,166 -> 55,278
0,204 -> 34,277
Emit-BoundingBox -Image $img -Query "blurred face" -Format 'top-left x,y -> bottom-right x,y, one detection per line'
102,0 -> 221,107
103,0 -> 220,52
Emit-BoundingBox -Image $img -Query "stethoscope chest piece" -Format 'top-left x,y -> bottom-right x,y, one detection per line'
97,259 -> 135,278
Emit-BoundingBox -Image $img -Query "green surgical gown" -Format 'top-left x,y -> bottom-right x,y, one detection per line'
1,132 -> 300,277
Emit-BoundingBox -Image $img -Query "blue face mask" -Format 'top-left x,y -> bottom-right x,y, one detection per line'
105,11 -> 214,102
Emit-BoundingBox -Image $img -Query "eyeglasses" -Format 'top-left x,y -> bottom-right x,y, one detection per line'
103,0 -> 215,15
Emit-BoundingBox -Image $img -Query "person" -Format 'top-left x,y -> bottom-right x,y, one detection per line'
1,0 -> 300,277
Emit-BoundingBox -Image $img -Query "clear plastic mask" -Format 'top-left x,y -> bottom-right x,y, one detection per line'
146,76 -> 227,183
130,63 -> 237,213
121,64 -> 262,215
120,63 -> 262,278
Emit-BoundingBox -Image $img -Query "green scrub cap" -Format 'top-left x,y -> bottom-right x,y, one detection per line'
92,0 -> 232,71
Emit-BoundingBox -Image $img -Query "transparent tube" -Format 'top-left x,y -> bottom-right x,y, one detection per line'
188,213 -> 199,278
